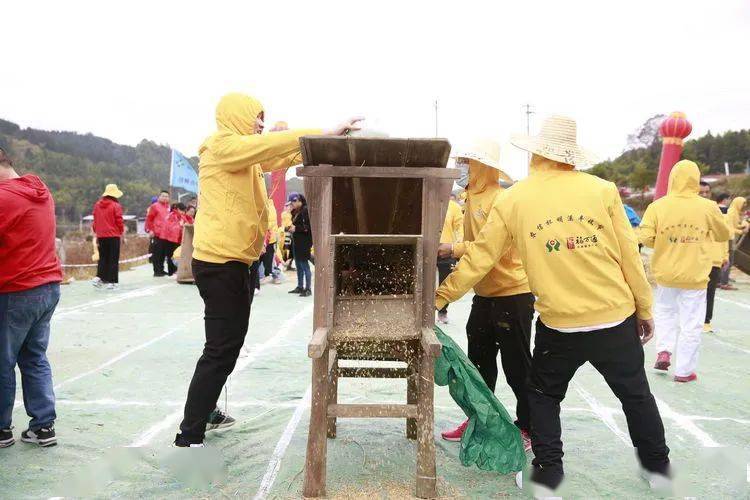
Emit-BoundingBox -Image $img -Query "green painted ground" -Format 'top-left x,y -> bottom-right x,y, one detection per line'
2,265 -> 749,499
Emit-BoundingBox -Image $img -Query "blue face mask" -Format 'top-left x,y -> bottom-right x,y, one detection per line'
456,160 -> 470,188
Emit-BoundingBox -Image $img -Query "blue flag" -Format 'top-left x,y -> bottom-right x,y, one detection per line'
169,149 -> 199,193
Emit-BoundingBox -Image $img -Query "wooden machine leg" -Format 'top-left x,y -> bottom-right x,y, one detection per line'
415,349 -> 437,498
406,354 -> 418,440
327,354 -> 338,438
303,350 -> 330,498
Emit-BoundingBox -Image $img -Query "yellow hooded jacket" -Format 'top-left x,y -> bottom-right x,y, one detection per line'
193,93 -> 320,264
436,155 -> 653,329
439,200 -> 463,244
639,160 -> 731,289
449,160 -> 530,297
727,196 -> 748,237
266,199 -> 279,245
281,209 -> 293,230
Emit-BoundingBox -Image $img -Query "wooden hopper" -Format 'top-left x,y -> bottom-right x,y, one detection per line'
298,136 -> 458,498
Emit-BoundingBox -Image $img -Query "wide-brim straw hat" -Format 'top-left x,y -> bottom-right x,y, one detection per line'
453,138 -> 514,183
102,183 -> 123,198
510,115 -> 598,168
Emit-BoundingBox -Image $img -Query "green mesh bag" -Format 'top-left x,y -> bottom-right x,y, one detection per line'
433,325 -> 526,474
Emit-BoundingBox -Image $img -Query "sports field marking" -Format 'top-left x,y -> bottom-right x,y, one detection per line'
571,380 -> 630,445
13,314 -> 202,410
654,397 -> 721,448
716,296 -> 750,310
254,385 -> 312,500
706,336 -> 750,355
130,304 -> 313,447
54,283 -> 172,320
55,314 -> 203,390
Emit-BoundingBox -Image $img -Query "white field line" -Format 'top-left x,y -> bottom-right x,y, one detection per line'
716,296 -> 750,310
129,304 -> 313,447
706,336 -> 750,355
571,380 -> 630,445
14,314 -> 202,409
54,283 -> 172,320
653,396 -> 721,448
253,385 -> 312,500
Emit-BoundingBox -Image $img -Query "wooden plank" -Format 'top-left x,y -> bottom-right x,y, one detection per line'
303,353 -> 329,497
332,234 -> 422,245
299,137 -> 451,168
327,404 -> 418,419
176,224 -> 195,284
421,327 -> 442,358
327,355 -> 339,439
416,349 -> 437,498
338,367 -> 409,379
308,328 -> 329,359
406,354 -> 417,440
297,166 -> 460,179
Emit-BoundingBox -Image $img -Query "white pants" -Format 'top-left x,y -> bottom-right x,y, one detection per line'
654,286 -> 706,377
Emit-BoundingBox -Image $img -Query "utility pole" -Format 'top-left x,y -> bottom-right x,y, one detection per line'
434,99 -> 439,137
523,104 -> 534,164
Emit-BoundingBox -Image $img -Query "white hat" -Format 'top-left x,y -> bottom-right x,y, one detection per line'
510,115 -> 598,168
454,138 -> 514,183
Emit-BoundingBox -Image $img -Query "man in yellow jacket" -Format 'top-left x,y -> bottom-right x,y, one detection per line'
719,196 -> 748,290
437,140 -> 534,452
436,196 -> 463,324
698,181 -> 728,333
175,92 -> 360,447
640,161 -> 730,383
435,116 -> 670,494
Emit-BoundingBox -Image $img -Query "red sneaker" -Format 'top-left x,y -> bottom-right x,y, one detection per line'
674,373 -> 698,383
654,351 -> 671,371
520,429 -> 532,452
719,284 -> 738,291
441,419 -> 468,442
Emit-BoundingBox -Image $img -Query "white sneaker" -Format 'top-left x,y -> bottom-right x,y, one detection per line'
105,283 -> 119,290
516,471 -> 562,499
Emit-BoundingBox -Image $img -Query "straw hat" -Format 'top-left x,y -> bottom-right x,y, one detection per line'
102,183 -> 123,198
510,115 -> 598,168
454,138 -> 513,183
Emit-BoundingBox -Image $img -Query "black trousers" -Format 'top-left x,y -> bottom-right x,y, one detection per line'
96,237 -> 121,283
436,257 -> 456,313
178,259 -> 257,444
151,237 -> 168,276
162,241 -> 179,276
466,293 -> 535,431
261,243 -> 275,277
705,266 -> 721,323
528,316 -> 670,489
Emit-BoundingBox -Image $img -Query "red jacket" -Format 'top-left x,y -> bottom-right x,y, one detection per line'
162,211 -> 187,244
145,201 -> 169,238
92,197 -> 124,238
0,175 -> 62,292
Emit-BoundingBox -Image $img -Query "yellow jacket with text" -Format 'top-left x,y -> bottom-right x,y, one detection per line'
727,196 -> 748,237
281,209 -> 293,230
440,199 -> 464,244
639,160 -> 731,289
266,199 -> 279,244
193,93 -> 320,264
450,161 -> 530,298
436,155 -> 653,329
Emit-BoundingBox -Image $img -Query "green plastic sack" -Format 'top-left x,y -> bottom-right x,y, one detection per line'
433,325 -> 526,474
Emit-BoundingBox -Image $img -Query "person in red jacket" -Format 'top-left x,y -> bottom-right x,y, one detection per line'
0,147 -> 62,448
162,203 -> 188,276
145,190 -> 171,277
92,184 -> 125,289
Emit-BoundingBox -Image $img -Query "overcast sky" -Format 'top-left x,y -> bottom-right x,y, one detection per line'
3,0 -> 749,180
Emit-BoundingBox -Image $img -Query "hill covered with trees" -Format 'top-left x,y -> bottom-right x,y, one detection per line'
0,118 -> 195,223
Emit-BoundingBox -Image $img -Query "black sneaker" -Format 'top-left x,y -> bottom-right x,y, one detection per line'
173,433 -> 205,447
300,289 -> 312,297
206,408 -> 236,432
21,427 -> 57,447
288,287 -> 303,294
0,428 -> 14,448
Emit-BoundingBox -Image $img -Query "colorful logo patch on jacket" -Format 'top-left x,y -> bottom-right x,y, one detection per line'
545,239 -> 561,252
